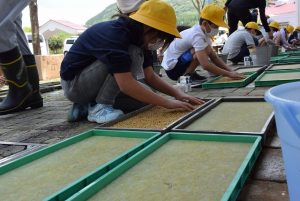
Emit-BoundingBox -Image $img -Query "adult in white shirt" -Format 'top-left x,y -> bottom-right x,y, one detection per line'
222,22 -> 259,64
161,4 -> 244,82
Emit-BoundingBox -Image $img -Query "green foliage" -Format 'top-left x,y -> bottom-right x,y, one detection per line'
48,32 -> 73,54
86,4 -> 119,27
57,32 -> 73,40
212,0 -> 227,6
169,0 -> 199,26
48,36 -> 63,54
85,0 -> 199,26
191,0 -> 206,14
23,27 -> 31,33
85,0 -> 228,27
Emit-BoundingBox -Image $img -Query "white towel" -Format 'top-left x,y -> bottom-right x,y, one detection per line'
117,0 -> 145,14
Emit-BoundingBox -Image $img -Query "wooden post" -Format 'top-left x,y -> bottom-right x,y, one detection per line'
29,0 -> 41,55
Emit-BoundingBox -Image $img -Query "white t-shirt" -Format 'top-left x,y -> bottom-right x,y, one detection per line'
222,29 -> 255,59
273,28 -> 289,47
161,24 -> 212,70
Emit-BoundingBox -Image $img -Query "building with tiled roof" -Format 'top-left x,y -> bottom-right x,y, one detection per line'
40,19 -> 87,41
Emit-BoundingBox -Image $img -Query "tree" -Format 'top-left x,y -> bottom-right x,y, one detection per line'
29,0 -> 41,55
48,36 -> 64,54
191,0 -> 206,14
191,0 -> 227,14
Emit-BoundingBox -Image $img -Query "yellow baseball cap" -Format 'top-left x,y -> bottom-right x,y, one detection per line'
245,22 -> 259,31
200,4 -> 229,28
285,24 -> 294,33
295,26 -> 300,31
129,0 -> 181,38
269,21 -> 280,30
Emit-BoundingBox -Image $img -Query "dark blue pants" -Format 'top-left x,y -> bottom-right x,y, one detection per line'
229,38 -> 258,64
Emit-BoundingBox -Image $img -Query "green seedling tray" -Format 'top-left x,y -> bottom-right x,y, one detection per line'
234,65 -> 267,74
172,97 -> 274,142
0,129 -> 161,201
278,50 -> 300,56
279,56 -> 300,64
255,69 -> 300,87
270,55 -> 289,64
64,133 -> 262,201
202,72 -> 257,89
266,63 -> 300,71
98,99 -> 214,133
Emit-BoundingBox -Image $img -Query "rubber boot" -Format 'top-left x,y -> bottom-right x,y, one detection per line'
23,55 -> 43,108
0,47 -> 33,115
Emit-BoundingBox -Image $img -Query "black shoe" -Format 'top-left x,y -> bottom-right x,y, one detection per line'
186,72 -> 207,84
67,103 -> 88,122
228,59 -> 240,65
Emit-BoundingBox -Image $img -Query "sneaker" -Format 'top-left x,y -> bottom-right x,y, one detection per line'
67,103 -> 88,122
186,71 -> 207,85
87,103 -> 124,124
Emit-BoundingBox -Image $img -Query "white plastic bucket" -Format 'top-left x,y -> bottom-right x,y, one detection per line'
265,81 -> 300,201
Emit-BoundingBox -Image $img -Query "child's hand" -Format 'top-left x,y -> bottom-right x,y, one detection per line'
165,99 -> 196,111
175,93 -> 205,105
228,71 -> 245,80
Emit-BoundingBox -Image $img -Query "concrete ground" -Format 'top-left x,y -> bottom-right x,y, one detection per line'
0,69 -> 289,201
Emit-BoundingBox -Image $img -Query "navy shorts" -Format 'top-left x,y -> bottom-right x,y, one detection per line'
165,50 -> 192,81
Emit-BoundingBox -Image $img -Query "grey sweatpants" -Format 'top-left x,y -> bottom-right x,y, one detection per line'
0,0 -> 30,53
61,45 -> 144,105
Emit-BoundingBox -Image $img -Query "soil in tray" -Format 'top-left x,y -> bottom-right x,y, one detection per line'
110,106 -> 194,129
89,140 -> 252,201
210,75 -> 249,83
235,67 -> 262,73
184,102 -> 273,133
260,71 -> 300,81
269,64 -> 300,70
0,136 -> 144,201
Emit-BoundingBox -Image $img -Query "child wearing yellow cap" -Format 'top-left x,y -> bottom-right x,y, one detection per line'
256,21 -> 280,47
222,22 -> 259,64
274,24 -> 294,50
161,4 -> 244,84
60,0 -> 204,123
288,26 -> 300,48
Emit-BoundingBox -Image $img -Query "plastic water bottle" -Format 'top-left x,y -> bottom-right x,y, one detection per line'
186,76 -> 192,92
178,76 -> 192,93
244,56 -> 251,66
251,55 -> 257,66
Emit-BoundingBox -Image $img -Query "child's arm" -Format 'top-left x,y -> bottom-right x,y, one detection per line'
114,71 -> 201,111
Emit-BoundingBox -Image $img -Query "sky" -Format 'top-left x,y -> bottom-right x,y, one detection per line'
22,0 -> 117,27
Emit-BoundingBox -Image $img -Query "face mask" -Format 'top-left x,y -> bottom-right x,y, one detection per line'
207,24 -> 219,37
148,40 -> 164,51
